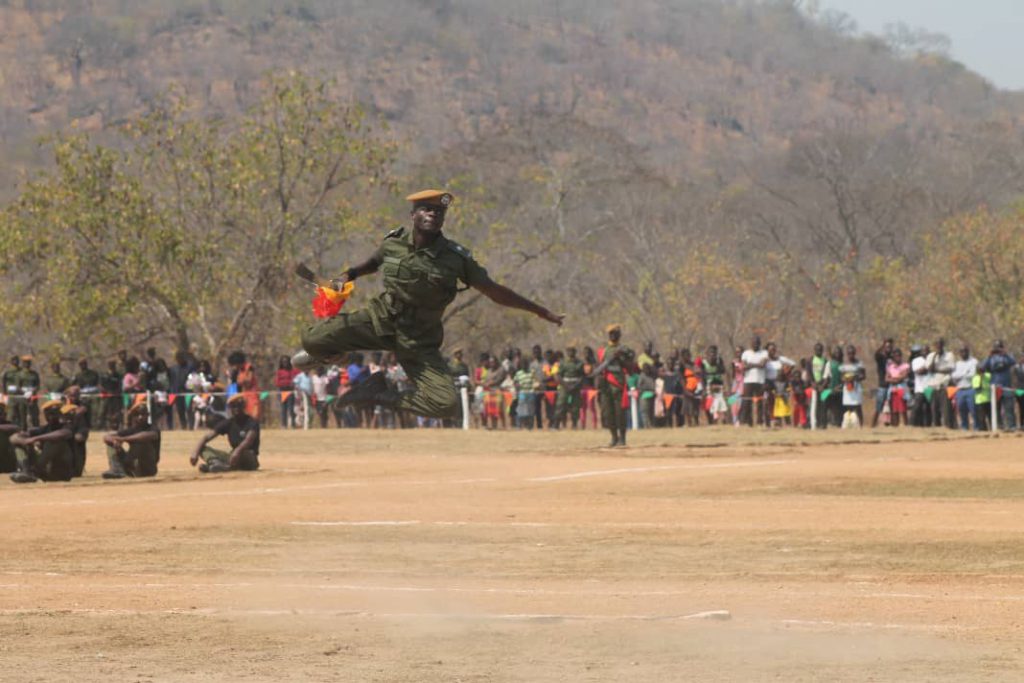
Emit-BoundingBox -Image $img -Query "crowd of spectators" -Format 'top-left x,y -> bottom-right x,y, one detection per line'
4,335 -> 1023,433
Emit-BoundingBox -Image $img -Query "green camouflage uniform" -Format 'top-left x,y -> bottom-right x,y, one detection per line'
73,367 -> 103,428
555,357 -> 586,427
43,372 -> 69,399
2,365 -> 21,429
15,367 -> 40,429
301,227 -> 489,419
599,342 -> 635,443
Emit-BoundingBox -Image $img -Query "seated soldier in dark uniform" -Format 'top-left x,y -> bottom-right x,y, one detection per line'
190,394 -> 260,473
9,400 -> 76,483
64,385 -> 91,477
0,401 -> 19,473
101,403 -> 161,479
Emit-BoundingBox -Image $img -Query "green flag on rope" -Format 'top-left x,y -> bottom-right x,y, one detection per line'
122,394 -> 131,408
1017,389 -> 1024,397
727,395 -> 738,406
923,386 -> 934,401
324,395 -> 336,404
819,389 -> 831,402
260,391 -> 270,400
185,394 -> 194,410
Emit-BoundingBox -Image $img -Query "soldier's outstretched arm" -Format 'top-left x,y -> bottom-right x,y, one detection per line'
190,430 -> 217,466
472,278 -> 563,326
331,254 -> 383,288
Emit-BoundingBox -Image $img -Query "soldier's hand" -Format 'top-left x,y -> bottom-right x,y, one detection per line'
329,276 -> 348,291
539,308 -> 565,326
189,452 -> 200,467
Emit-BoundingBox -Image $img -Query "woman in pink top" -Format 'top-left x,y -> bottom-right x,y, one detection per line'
122,356 -> 142,394
885,348 -> 911,427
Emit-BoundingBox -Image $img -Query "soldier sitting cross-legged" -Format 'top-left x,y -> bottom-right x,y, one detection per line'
9,399 -> 75,483
101,403 -> 161,479
190,394 -> 260,473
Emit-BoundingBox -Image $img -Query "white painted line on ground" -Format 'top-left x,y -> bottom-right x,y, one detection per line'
777,618 -> 972,632
0,606 -> 971,631
526,459 -> 795,482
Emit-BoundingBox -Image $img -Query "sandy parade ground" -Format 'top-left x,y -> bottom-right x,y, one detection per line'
2,426 -> 1024,681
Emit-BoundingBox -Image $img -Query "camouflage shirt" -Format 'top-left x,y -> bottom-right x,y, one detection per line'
368,228 -> 489,349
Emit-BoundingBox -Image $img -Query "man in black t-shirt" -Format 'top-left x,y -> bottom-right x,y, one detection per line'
190,394 -> 260,473
9,400 -> 75,483
102,403 -> 161,479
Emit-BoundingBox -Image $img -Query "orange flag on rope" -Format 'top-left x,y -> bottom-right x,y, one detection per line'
663,394 -> 676,409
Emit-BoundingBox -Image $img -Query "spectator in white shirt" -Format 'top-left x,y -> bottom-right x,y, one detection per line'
740,336 -> 769,427
951,345 -> 979,431
926,338 -> 956,429
764,342 -> 796,427
909,344 -> 932,427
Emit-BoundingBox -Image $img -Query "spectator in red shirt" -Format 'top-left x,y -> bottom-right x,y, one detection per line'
274,355 -> 299,428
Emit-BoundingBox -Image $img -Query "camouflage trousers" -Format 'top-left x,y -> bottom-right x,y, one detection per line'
200,446 -> 259,471
301,308 -> 458,419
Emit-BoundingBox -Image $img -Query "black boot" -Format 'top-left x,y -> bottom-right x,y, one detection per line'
616,428 -> 627,447
102,448 -> 128,479
9,452 -> 38,483
607,429 -> 619,448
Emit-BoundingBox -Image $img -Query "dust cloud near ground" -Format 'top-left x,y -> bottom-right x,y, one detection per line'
1,427 -> 1022,681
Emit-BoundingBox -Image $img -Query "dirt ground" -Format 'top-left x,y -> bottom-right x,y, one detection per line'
2,426 -> 1024,682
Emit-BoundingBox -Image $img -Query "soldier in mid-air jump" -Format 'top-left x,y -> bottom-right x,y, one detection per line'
293,190 -> 563,418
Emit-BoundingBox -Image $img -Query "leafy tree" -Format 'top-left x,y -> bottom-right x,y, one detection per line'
0,72 -> 395,362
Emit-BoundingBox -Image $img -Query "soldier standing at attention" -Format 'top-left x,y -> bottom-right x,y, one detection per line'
100,360 -> 124,429
73,356 -> 103,428
293,190 -> 563,417
597,324 -> 636,447
190,394 -> 261,473
18,355 -> 41,428
555,345 -> 586,429
43,361 -> 70,398
102,404 -> 161,479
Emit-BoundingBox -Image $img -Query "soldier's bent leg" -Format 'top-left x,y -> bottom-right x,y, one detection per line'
298,309 -> 395,368
199,446 -> 232,473
395,349 -> 459,419
9,444 -> 38,483
102,445 -> 128,479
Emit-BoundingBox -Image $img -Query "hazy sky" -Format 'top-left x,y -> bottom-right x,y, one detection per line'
819,0 -> 1024,90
